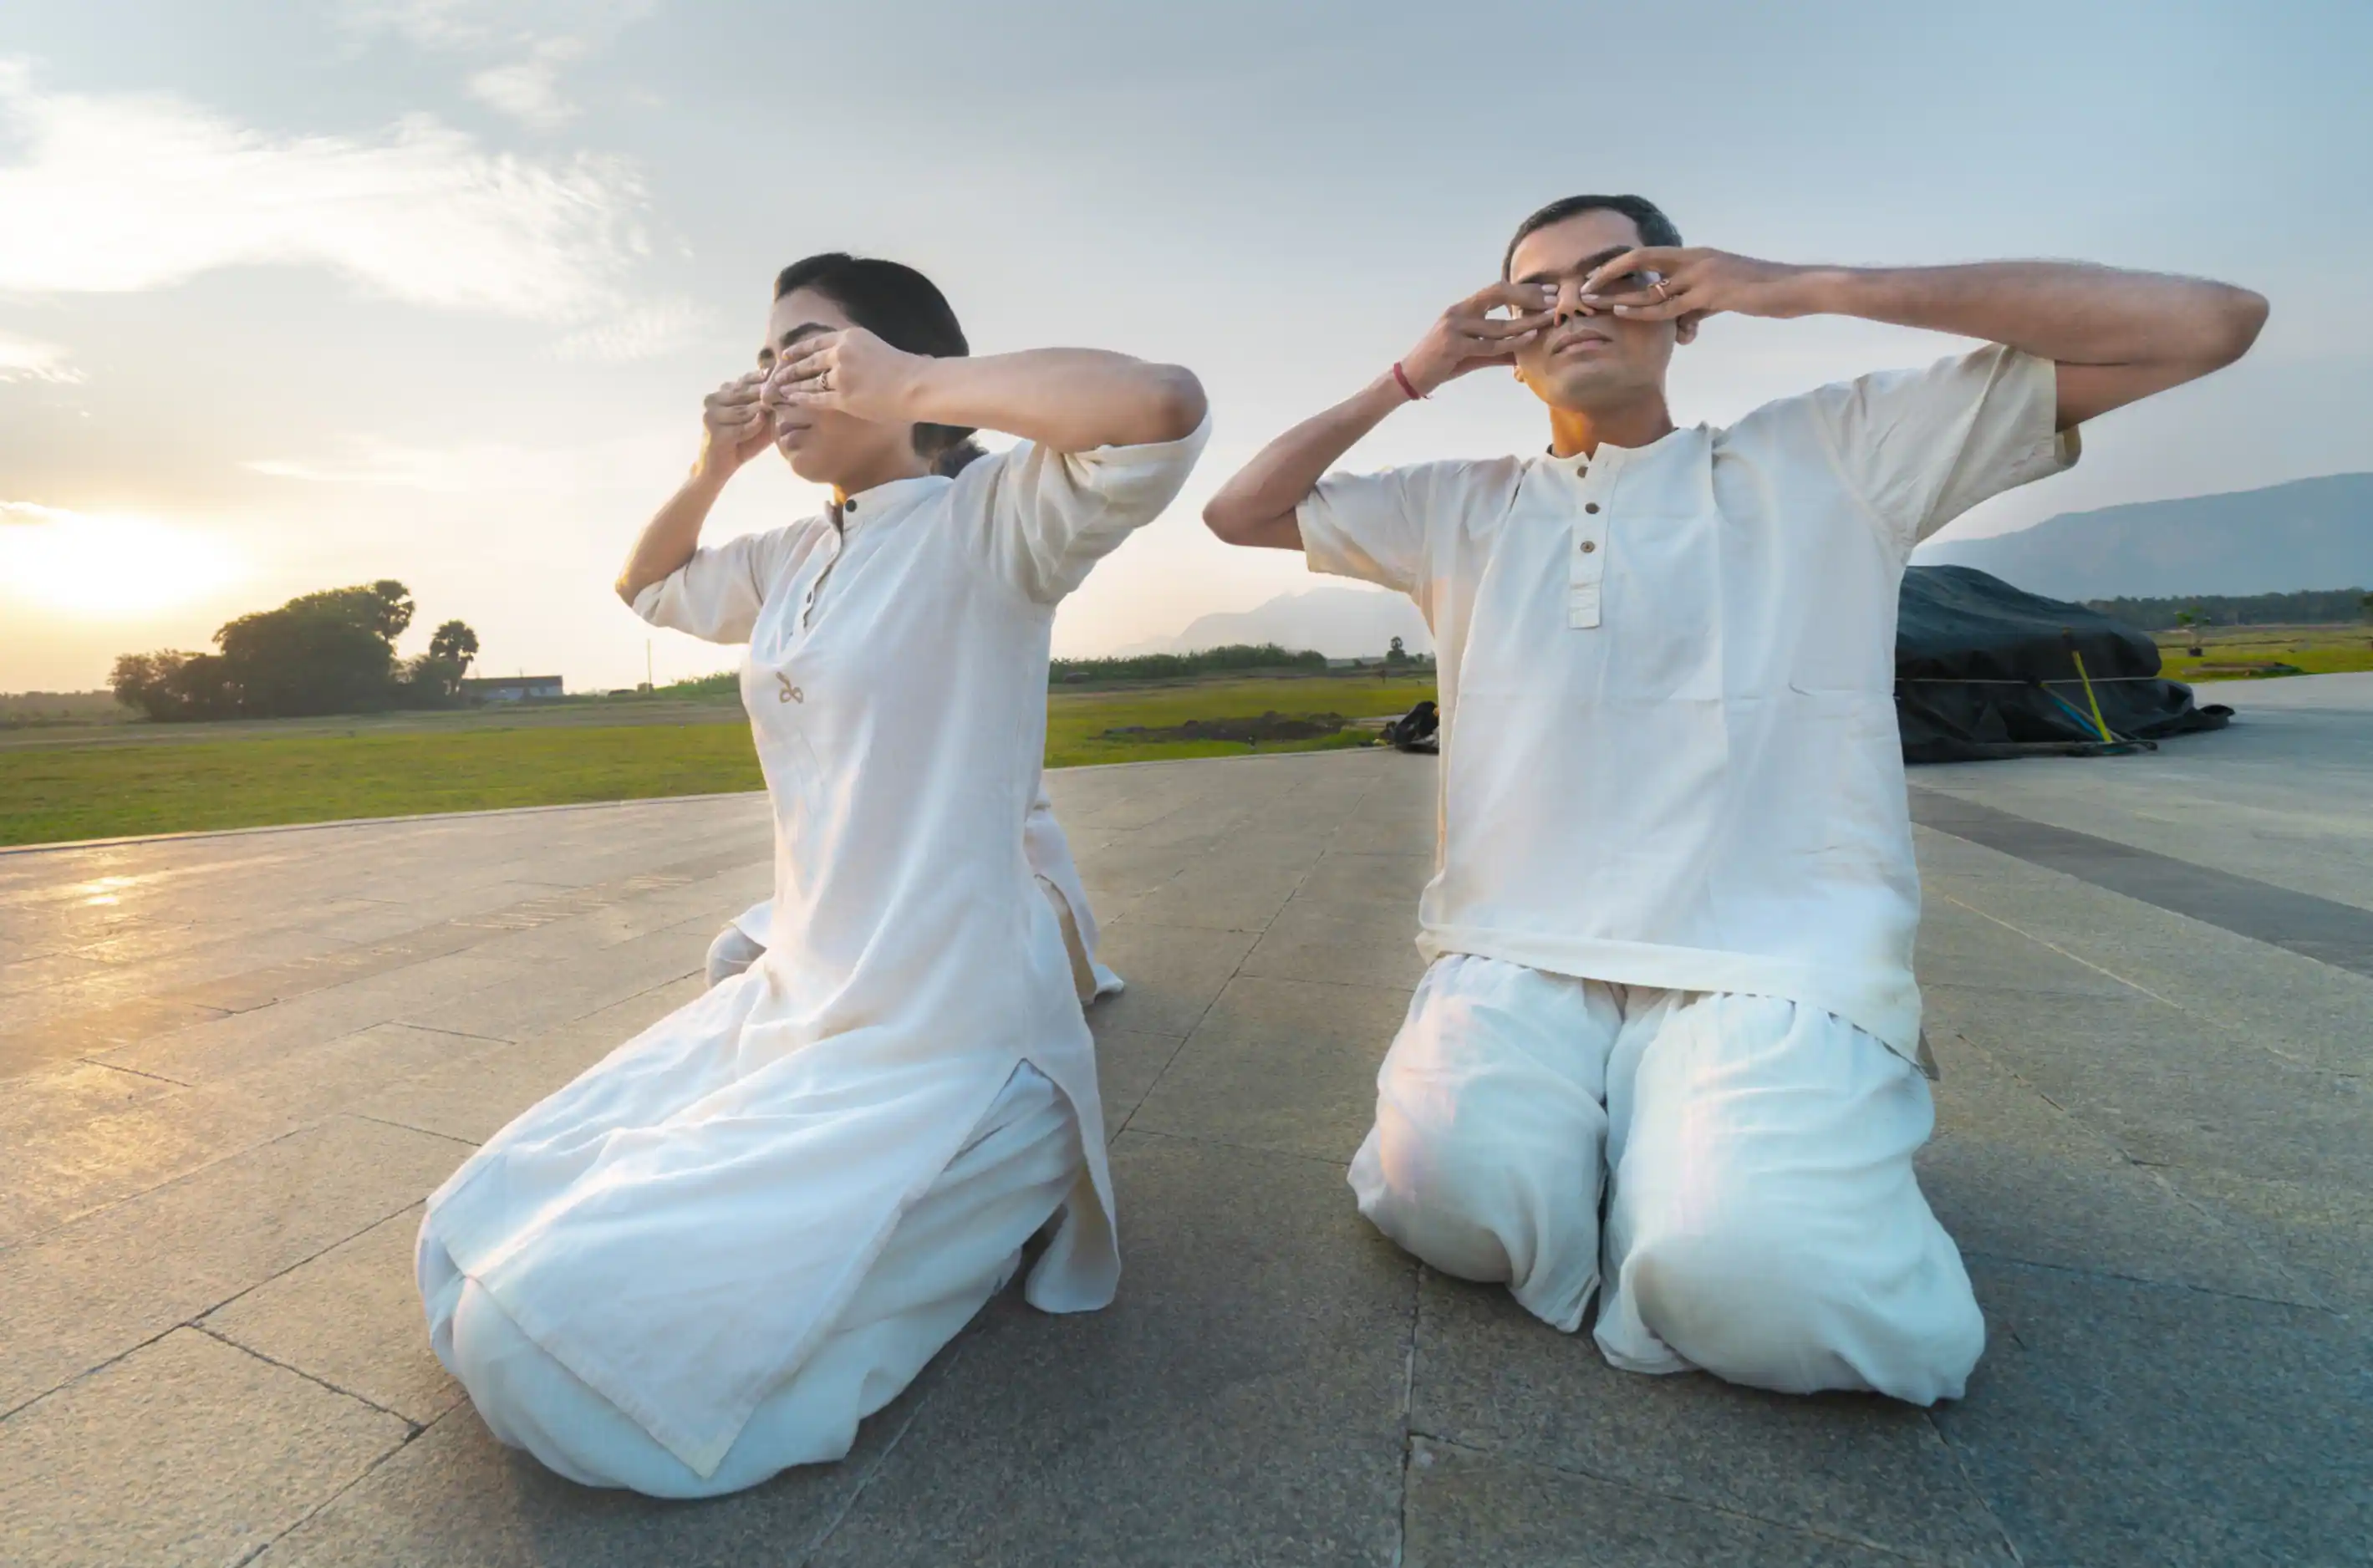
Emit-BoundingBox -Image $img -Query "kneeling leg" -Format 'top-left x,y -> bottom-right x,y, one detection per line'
1596,992 -> 1984,1403
1349,954 -> 1617,1332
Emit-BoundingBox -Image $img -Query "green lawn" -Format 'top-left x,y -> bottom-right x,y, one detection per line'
0,673 -> 1438,847
2157,624 -> 2373,683
1046,673 -> 1437,767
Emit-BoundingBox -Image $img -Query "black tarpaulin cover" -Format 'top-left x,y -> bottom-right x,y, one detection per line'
1895,565 -> 2232,762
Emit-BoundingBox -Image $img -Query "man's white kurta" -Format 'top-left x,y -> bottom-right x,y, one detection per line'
423,418 -> 1207,1479
1297,348 -> 2074,1056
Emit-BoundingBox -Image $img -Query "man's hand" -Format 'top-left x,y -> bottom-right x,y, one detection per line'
701,370 -> 777,473
1577,248 -> 1823,328
1579,251 -> 2267,429
763,328 -> 927,423
1399,282 -> 1556,395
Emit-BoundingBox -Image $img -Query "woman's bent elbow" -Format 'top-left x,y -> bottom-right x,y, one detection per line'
1148,365 -> 1208,441
2215,288 -> 2271,366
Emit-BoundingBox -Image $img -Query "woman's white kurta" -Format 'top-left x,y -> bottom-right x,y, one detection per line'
727,786 -> 1123,999
421,418 -> 1206,1480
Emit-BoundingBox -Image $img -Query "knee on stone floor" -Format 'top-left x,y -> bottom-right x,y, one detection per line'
1622,1214 -> 1873,1376
1617,1204 -> 1983,1401
1358,1108 -> 1532,1282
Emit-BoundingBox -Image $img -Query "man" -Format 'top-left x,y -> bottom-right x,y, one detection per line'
1201,195 -> 2264,1403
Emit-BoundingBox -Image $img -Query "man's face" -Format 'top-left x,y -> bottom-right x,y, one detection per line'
758,287 -> 914,486
1506,209 -> 1692,415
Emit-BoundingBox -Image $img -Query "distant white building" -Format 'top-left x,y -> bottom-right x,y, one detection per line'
463,675 -> 565,704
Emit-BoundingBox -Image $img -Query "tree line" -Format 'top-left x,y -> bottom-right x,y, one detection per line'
1050,643 -> 1331,685
2085,587 -> 2373,630
111,580 -> 481,721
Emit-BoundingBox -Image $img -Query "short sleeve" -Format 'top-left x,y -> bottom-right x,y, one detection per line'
629,525 -> 807,644
1803,344 -> 2080,546
1296,469 -> 1426,596
1296,460 -> 1503,601
960,414 -> 1211,604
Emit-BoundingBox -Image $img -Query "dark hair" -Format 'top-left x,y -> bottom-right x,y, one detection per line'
1502,196 -> 1682,277
774,252 -> 982,472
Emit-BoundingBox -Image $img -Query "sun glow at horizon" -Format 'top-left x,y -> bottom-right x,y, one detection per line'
0,502 -> 246,618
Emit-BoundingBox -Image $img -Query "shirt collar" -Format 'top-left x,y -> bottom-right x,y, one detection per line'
834,472 -> 950,533
1534,422 -> 1708,473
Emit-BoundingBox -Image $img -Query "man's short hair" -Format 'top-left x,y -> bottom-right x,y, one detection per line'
1503,195 -> 1683,277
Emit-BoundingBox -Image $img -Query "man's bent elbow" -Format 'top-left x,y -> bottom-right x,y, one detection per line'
1202,498 -> 1296,551
1201,497 -> 1255,547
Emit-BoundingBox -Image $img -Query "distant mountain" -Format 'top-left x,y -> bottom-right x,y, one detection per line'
1119,587 -> 1432,659
1914,472 -> 2373,601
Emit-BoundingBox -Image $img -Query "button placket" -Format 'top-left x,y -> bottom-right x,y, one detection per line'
801,530 -> 844,632
1569,453 -> 1611,630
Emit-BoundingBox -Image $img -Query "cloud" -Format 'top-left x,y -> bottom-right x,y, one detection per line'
0,330 -> 81,384
341,0 -> 654,52
0,60 -> 647,323
468,38 -> 588,131
341,1 -> 655,130
242,432 -> 678,492
553,296 -> 714,363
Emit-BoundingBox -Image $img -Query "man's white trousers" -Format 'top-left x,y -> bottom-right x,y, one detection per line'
1349,954 -> 1983,1405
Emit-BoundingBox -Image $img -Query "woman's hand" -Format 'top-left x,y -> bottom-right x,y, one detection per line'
1398,282 -> 1556,395
701,370 -> 777,473
763,328 -> 927,423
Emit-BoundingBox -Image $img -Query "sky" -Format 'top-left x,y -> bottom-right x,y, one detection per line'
3,0 -> 2369,693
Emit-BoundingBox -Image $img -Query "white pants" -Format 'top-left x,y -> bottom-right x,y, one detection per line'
420,1062 -> 1080,1497
703,923 -> 768,989
1349,955 -> 1983,1405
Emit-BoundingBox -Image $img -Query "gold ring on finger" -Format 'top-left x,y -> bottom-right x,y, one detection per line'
1651,281 -> 1671,303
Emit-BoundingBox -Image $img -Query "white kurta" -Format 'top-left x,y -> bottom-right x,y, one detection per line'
419,417 -> 1207,1485
721,787 -> 1123,1000
1297,347 -> 2075,1057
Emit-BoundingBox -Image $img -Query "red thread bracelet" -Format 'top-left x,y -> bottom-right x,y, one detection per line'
1391,362 -> 1425,402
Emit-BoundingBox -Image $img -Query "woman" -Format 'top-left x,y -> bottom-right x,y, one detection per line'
707,784 -> 1126,1005
416,253 -> 1206,1497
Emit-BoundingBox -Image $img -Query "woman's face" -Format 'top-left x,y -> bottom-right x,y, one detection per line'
759,287 -> 921,489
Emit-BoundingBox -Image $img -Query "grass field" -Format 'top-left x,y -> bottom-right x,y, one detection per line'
0,672 -> 1438,848
2154,624 -> 2373,683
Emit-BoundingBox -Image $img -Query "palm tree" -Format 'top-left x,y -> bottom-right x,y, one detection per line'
428,619 -> 480,674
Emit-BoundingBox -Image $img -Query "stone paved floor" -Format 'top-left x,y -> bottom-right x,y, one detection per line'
3,680 -> 2369,1565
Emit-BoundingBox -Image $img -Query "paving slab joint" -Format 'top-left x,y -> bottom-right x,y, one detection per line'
191,1322 -> 423,1433
1958,1248 -> 2345,1317
228,1403 -> 445,1568
1390,1261 -> 1423,1568
790,1321 -> 982,1565
1924,1407 -> 2027,1566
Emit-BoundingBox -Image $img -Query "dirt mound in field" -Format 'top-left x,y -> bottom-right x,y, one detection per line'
1101,710 -> 1349,745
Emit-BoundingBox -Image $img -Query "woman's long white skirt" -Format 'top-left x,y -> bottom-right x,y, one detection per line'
419,1061 -> 1079,1498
